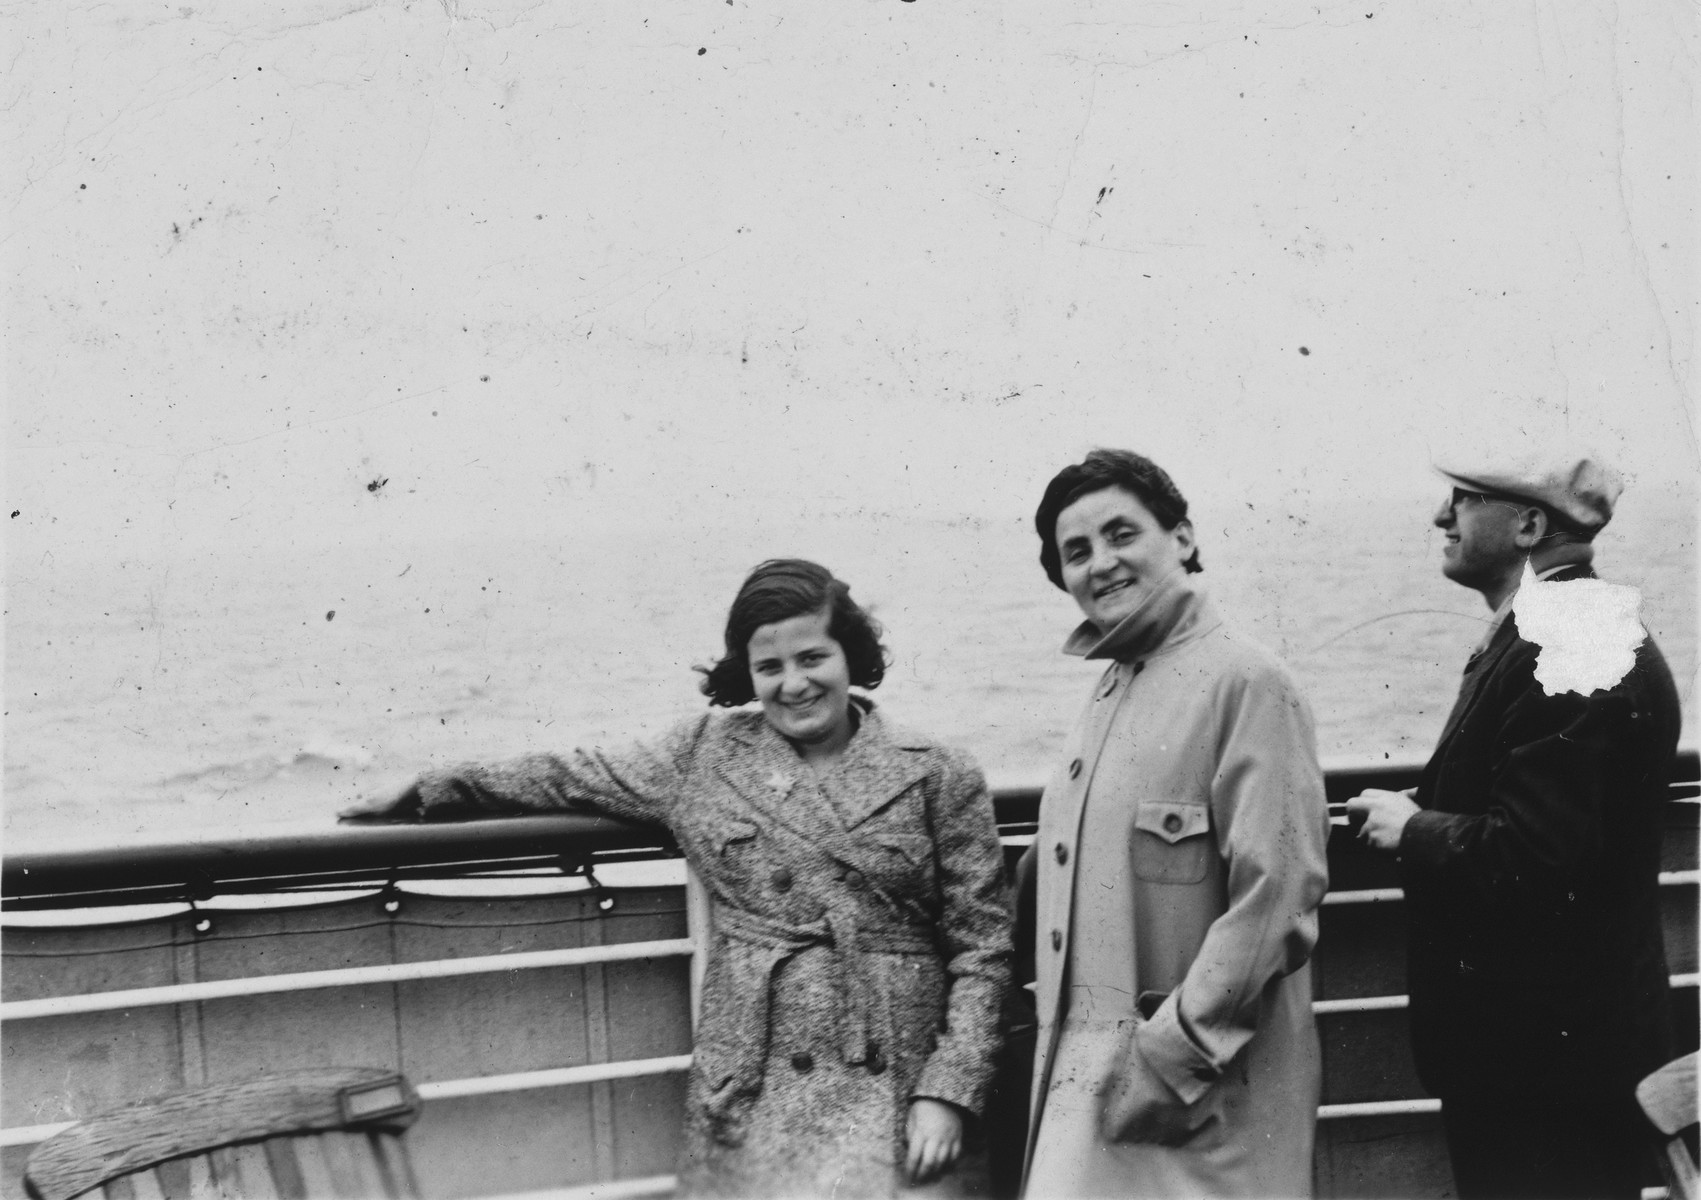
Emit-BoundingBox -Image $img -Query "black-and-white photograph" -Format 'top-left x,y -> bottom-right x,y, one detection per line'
5,3 -> 1696,1198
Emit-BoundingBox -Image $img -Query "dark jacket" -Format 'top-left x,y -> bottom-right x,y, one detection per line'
1401,565 -> 1681,1105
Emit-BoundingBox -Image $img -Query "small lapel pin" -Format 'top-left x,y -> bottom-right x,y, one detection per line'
765,770 -> 793,799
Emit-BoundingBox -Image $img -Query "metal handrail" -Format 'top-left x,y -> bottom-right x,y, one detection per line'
5,749 -> 1693,909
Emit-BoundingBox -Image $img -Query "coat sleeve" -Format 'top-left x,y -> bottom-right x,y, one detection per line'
411,714 -> 708,827
1123,661 -> 1330,1110
909,750 -> 1015,1118
1399,643 -> 1639,915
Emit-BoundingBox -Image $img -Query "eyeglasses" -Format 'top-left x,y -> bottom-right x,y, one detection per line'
1447,488 -> 1588,537
1450,486 -> 1504,509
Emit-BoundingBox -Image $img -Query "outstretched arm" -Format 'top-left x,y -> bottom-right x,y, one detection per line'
338,715 -> 710,828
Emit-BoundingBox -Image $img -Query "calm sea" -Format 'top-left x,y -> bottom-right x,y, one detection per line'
6,500 -> 1695,850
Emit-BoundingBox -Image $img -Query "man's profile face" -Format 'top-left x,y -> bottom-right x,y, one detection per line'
1434,489 -> 1524,593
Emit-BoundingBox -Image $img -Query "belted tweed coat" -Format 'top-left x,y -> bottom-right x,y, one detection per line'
409,700 -> 1012,1198
1024,573 -> 1329,1199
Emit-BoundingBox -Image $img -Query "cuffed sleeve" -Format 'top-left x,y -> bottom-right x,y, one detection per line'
1131,997 -> 1223,1106
1100,1006 -> 1221,1142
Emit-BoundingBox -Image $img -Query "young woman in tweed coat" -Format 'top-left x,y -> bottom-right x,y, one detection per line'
342,560 -> 1013,1198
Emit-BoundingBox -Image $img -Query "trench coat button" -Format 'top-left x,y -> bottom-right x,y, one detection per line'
1050,929 -> 1063,951
770,867 -> 793,893
791,1051 -> 814,1072
867,1045 -> 887,1075
1054,843 -> 1068,865
1162,812 -> 1183,835
845,870 -> 865,891
1068,758 -> 1082,779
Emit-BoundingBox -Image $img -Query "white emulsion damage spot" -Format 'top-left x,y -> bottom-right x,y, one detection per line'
1513,564 -> 1644,697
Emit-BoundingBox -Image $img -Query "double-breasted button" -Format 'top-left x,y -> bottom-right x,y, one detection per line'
791,1051 -> 814,1072
769,867 -> 793,893
844,870 -> 865,891
1054,843 -> 1068,865
1162,812 -> 1183,835
1050,929 -> 1063,951
867,1044 -> 887,1075
1067,758 -> 1082,779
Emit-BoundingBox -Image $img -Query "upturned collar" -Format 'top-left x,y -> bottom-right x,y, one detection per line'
1061,568 -> 1219,663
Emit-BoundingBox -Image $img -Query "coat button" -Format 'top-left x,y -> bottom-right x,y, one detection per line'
867,1044 -> 887,1075
1050,929 -> 1063,951
770,867 -> 793,893
791,1051 -> 814,1072
1162,812 -> 1183,835
844,870 -> 865,891
1068,758 -> 1082,779
1054,843 -> 1068,865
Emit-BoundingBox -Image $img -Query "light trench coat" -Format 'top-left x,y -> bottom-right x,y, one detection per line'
406,699 -> 1012,1199
1025,572 -> 1329,1199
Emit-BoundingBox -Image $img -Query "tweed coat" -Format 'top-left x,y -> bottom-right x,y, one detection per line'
1401,564 -> 1681,1107
1024,572 -> 1330,1199
407,699 -> 1012,1198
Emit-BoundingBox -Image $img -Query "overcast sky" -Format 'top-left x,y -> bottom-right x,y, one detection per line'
7,0 -> 1695,573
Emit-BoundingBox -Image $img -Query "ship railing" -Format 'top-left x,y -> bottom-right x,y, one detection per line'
3,750 -> 1696,1200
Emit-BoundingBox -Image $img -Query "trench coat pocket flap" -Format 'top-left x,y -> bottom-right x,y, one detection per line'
1134,803 -> 1209,845
718,820 -> 759,855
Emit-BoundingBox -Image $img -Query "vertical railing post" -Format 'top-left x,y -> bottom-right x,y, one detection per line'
684,866 -> 712,1031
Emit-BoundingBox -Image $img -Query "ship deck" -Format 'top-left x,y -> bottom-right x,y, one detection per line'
4,753 -> 1696,1199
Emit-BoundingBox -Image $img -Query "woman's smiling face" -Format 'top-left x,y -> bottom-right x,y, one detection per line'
1055,485 -> 1196,630
747,607 -> 854,756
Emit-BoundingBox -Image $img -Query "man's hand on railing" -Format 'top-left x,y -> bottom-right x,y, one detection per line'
1344,788 -> 1419,854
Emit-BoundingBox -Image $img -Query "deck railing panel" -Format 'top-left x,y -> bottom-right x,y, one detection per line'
1312,897 -> 1410,1003
189,900 -> 405,1087
0,922 -> 188,1131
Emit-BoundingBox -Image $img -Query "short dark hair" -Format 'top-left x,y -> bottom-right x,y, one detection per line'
698,559 -> 888,707
1034,449 -> 1202,590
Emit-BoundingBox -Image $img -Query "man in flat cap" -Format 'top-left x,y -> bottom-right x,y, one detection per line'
1348,450 -> 1682,1200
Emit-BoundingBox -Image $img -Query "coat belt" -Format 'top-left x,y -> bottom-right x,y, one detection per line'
711,904 -> 936,1100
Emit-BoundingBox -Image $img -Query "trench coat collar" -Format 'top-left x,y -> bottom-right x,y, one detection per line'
1061,568 -> 1220,664
721,697 -> 933,831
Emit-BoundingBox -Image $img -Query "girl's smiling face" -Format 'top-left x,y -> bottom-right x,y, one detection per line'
747,606 -> 854,759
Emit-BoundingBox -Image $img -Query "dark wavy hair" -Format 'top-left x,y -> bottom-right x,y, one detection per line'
1034,448 -> 1202,590
698,559 -> 889,707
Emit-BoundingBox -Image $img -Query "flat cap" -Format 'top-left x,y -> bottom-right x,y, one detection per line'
1434,449 -> 1623,533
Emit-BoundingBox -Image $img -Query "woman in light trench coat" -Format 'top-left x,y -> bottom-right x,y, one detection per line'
343,560 -> 1012,1198
1019,450 -> 1330,1198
